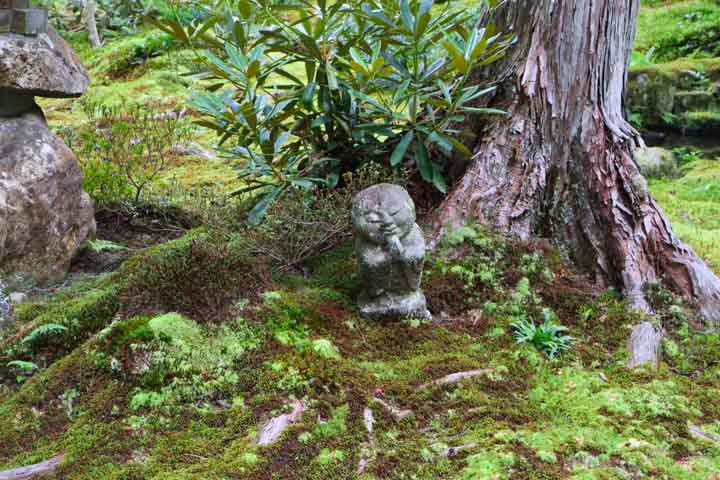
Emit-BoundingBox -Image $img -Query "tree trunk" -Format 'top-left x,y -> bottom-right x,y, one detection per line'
82,0 -> 102,49
433,0 -> 720,323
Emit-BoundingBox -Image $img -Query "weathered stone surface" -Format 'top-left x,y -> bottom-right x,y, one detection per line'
0,279 -> 14,332
352,184 -> 430,319
0,109 -> 95,284
10,9 -> 49,35
0,0 -> 31,9
635,146 -> 677,179
674,90 -> 718,113
0,26 -> 89,97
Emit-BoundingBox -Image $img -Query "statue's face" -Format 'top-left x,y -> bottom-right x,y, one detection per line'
353,184 -> 416,245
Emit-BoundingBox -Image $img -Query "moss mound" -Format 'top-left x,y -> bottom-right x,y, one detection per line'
1,226 -> 718,478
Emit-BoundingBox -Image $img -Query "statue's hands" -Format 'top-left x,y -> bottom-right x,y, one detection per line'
380,221 -> 401,239
380,224 -> 403,259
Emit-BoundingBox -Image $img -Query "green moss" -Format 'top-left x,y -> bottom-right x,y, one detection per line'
148,313 -> 202,344
118,229 -> 261,320
87,30 -> 179,79
649,159 -> 720,269
636,0 -> 720,61
16,283 -> 120,357
3,228 -> 720,478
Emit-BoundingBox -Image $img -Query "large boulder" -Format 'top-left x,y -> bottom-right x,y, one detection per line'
0,26 -> 89,97
634,146 -> 677,179
0,109 -> 95,284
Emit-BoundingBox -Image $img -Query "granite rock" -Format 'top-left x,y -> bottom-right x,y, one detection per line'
0,108 -> 96,284
0,25 -> 89,97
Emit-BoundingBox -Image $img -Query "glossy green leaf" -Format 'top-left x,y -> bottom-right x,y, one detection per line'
391,130 -> 414,167
414,141 -> 432,182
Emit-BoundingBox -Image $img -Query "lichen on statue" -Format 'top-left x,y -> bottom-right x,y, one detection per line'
352,184 -> 430,319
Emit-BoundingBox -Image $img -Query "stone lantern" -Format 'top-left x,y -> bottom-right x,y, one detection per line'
0,2 -> 95,286
0,0 -> 48,36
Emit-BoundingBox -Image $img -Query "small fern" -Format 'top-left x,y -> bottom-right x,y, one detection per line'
7,360 -> 38,372
88,239 -> 128,253
311,338 -> 341,360
22,323 -> 68,346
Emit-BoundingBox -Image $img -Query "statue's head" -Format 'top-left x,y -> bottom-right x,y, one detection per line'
352,184 -> 416,245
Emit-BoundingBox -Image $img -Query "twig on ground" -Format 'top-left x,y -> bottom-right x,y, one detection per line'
439,443 -> 479,458
688,422 -> 720,444
357,407 -> 376,475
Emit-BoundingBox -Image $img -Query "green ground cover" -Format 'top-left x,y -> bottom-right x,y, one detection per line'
636,0 -> 720,61
649,158 -> 720,269
2,227 -> 719,479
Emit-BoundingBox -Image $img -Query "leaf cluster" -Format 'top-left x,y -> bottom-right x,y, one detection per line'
155,0 -> 512,221
512,309 -> 573,359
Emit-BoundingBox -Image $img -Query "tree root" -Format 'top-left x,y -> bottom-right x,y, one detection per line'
626,322 -> 664,369
255,399 -> 307,446
372,397 -> 413,421
0,454 -> 64,480
418,369 -> 493,390
688,422 -> 720,444
356,407 -> 376,475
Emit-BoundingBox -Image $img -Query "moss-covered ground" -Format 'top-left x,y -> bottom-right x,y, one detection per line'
649,158 -> 720,269
2,226 -> 720,479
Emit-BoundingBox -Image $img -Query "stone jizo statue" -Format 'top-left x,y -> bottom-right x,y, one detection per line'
352,184 -> 430,319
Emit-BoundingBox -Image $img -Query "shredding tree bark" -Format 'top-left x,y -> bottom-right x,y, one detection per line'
433,0 -> 720,323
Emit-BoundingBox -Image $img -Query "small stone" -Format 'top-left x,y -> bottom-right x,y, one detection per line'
9,292 -> 26,304
0,280 -> 15,332
634,146 -> 677,179
352,184 -> 430,320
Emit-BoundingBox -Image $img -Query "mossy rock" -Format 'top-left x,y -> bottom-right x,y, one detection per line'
679,109 -> 720,134
635,146 -> 678,179
674,90 -> 719,113
626,71 -> 677,128
627,59 -> 720,133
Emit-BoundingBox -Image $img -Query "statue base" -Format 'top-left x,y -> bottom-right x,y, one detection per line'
358,290 -> 431,320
